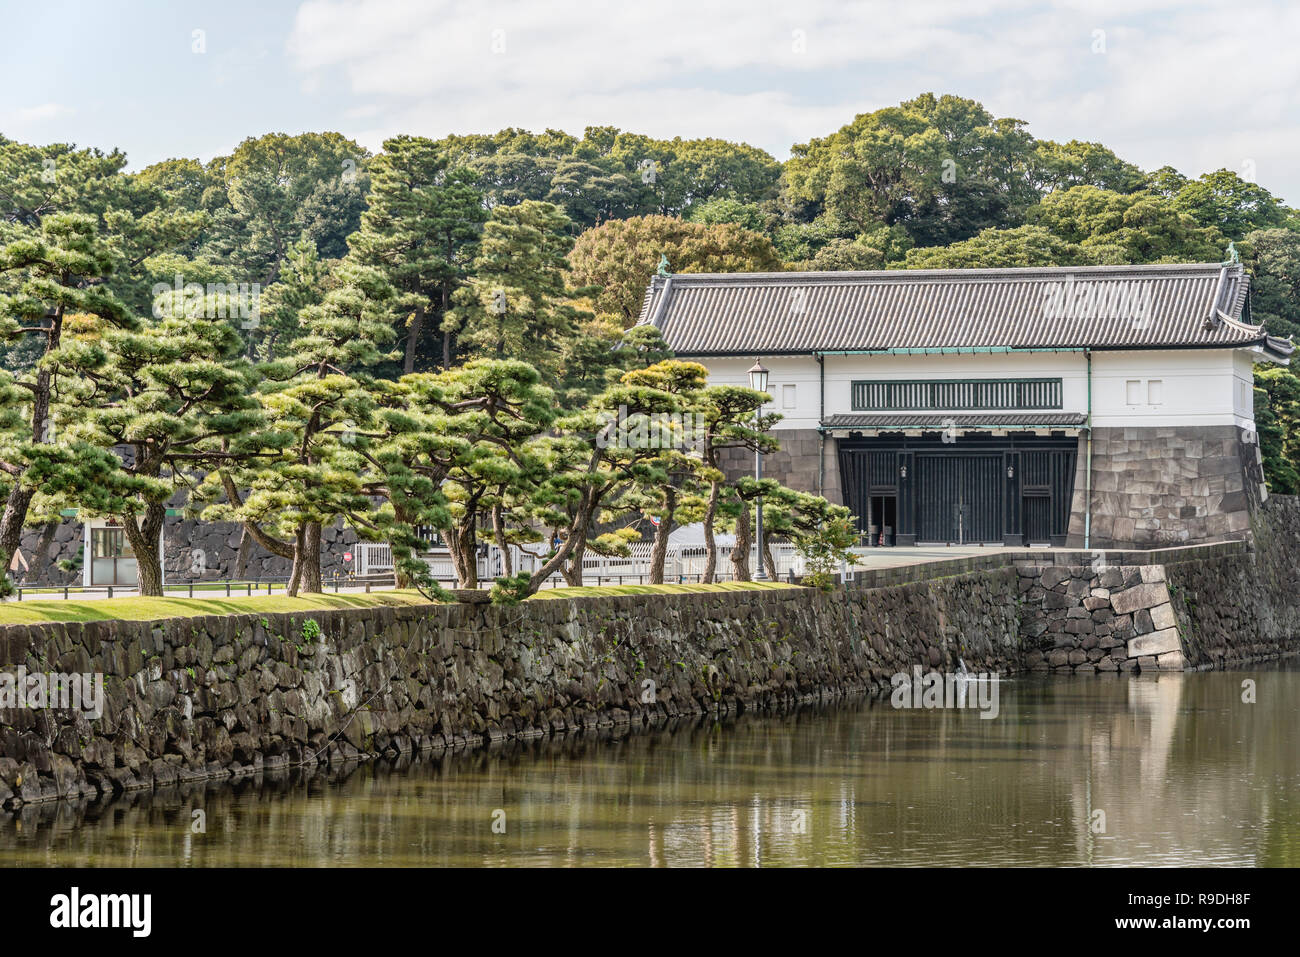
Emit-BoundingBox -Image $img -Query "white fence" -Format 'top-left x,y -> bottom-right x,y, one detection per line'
354,540 -> 810,586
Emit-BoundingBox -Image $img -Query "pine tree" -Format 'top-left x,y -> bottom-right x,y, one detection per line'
347,136 -> 485,373
0,142 -> 205,582
45,308 -> 259,595
0,214 -> 136,580
202,262 -> 397,595
448,200 -> 588,379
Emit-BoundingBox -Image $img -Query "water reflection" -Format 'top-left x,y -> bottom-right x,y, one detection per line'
2,664 -> 1296,867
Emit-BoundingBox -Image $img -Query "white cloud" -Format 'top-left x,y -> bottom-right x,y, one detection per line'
286,0 -> 1300,200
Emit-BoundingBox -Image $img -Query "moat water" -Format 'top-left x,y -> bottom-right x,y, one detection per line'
2,663 -> 1297,867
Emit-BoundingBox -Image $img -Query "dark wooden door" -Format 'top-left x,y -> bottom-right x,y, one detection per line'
1023,495 -> 1051,545
916,454 -> 1002,543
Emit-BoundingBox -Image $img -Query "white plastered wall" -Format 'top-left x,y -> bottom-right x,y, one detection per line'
683,349 -> 1258,430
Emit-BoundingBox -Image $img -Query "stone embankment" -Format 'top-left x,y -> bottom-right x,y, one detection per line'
1015,495 -> 1300,674
1,497 -> 1297,807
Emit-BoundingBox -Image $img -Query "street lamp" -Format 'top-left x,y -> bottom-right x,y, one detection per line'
748,358 -> 770,581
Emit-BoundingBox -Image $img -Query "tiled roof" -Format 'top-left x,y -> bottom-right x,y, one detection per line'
822,412 -> 1088,430
637,262 -> 1294,360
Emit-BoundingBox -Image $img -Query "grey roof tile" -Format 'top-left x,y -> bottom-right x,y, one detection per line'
638,263 -> 1294,359
823,412 -> 1089,429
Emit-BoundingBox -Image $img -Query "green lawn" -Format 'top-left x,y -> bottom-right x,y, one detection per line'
0,589 -> 432,625
527,581 -> 797,599
0,580 -> 797,624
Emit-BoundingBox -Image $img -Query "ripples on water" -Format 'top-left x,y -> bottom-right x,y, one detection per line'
2,663 -> 1297,867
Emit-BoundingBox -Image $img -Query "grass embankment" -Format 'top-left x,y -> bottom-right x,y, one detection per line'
527,581 -> 796,600
0,581 -> 796,624
0,590 -> 431,625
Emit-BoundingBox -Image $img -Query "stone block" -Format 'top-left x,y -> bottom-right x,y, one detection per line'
1156,651 -> 1188,671
1150,603 -> 1177,631
1128,628 -> 1181,658
1111,582 -> 1169,615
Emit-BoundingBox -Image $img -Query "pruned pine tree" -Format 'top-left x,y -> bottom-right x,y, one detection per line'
426,360 -> 555,590
0,214 -> 137,583
44,305 -> 259,595
613,361 -> 710,584
203,262 -> 397,595
695,383 -> 775,582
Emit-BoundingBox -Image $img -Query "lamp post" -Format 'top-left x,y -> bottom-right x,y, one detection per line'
748,358 -> 770,581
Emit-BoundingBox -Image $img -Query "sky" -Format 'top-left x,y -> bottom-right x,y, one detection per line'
2,0 -> 1297,201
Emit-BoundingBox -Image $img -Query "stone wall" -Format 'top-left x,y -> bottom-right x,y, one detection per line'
716,428 -> 842,504
15,518 -> 360,586
1018,496 -> 1300,674
1066,425 -> 1263,549
2,496 -> 1297,807
1017,561 -> 1187,673
1163,495 -> 1300,669
0,569 -> 1022,808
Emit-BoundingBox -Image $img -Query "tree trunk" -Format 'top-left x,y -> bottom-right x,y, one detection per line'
561,520 -> 587,586
648,488 -> 675,584
702,480 -> 719,584
234,526 -> 252,579
122,503 -> 166,597
25,520 -> 57,585
441,282 -> 454,370
134,546 -> 164,597
730,501 -> 752,582
763,539 -> 778,581
529,496 -> 597,594
390,504 -> 414,589
287,525 -> 306,597
0,486 -> 36,586
447,516 -> 478,590
300,522 -> 323,593
404,304 -> 424,374
220,474 -> 295,572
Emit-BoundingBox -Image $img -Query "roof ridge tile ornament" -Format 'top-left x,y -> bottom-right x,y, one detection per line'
1224,241 -> 1240,265
656,253 -> 672,277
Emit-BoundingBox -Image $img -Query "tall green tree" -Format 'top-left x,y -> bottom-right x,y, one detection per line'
204,132 -> 370,285
1030,140 -> 1146,194
783,94 -> 1040,248
348,135 -> 486,372
1243,227 -> 1300,339
0,214 -> 138,581
447,200 -> 586,378
901,224 -> 1094,269
1171,170 -> 1287,239
1254,367 -> 1300,494
1027,185 -> 1224,263
252,238 -> 330,360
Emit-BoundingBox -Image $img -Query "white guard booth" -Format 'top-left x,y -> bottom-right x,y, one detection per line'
82,518 -> 166,589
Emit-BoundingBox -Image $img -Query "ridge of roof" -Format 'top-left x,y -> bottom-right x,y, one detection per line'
650,262 -> 1233,285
